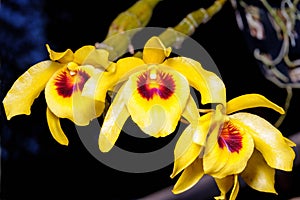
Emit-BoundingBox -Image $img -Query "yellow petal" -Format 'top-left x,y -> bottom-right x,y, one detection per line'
163,57 -> 226,105
172,158 -> 204,194
193,119 -> 209,146
138,105 -> 171,137
171,123 -> 202,178
203,134 -> 229,176
284,137 -> 296,147
215,175 -> 239,200
72,92 -> 105,126
143,36 -> 172,64
203,107 -> 228,176
226,94 -> 285,115
81,48 -> 111,69
230,112 -> 295,171
241,150 -> 277,194
81,68 -> 106,101
45,65 -> 104,125
83,57 -> 145,102
46,44 -> 73,63
46,107 -> 68,145
99,85 -> 130,152
204,104 -> 225,147
212,118 -> 254,179
3,61 -> 62,120
181,95 -> 200,124
73,45 -> 96,64
229,175 -> 240,200
123,65 -> 190,137
215,175 -> 234,200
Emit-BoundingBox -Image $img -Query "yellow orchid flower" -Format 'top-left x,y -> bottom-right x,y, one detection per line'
82,36 -> 226,152
170,94 -> 296,199
3,44 -> 111,145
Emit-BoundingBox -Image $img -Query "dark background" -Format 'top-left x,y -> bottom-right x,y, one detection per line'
1,0 -> 299,199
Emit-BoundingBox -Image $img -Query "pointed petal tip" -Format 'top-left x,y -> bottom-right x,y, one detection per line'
170,168 -> 179,179
277,107 -> 285,115
98,134 -> 114,153
171,188 -> 181,195
284,137 -> 296,147
45,43 -> 50,51
99,146 -> 112,153
6,115 -> 12,120
143,36 -> 170,64
46,107 -> 69,146
227,93 -> 286,115
280,110 -> 285,115
2,92 -> 31,120
4,110 -> 30,121
165,47 -> 172,57
99,145 -> 113,153
59,139 -> 69,146
171,183 -> 188,195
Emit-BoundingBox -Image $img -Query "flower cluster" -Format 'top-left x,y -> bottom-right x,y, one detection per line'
2,36 -> 296,199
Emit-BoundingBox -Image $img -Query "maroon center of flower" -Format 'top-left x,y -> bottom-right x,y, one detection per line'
137,70 -> 176,101
218,121 -> 243,153
55,70 -> 90,98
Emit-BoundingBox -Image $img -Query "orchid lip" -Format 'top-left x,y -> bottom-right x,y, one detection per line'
218,121 -> 243,153
137,68 -> 176,101
55,69 -> 90,98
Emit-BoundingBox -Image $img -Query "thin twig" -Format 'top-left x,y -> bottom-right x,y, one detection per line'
274,86 -> 293,128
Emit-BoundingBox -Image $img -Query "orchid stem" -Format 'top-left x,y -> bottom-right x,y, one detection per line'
96,0 -> 161,60
158,0 -> 227,48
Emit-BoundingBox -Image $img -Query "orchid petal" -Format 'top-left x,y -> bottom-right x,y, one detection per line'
211,118 -> 254,179
230,112 -> 295,171
214,175 -> 234,200
46,44 -> 73,63
229,175 -> 240,200
73,45 -> 96,64
241,150 -> 277,194
171,123 -> 202,178
203,107 -> 228,176
99,85 -> 130,152
81,49 -> 111,69
123,65 -> 190,137
215,175 -> 239,200
46,107 -> 68,145
203,135 -> 229,176
172,158 -> 204,194
181,95 -> 200,124
83,57 -> 145,102
284,137 -> 296,147
3,61 -> 62,120
143,36 -> 172,64
163,57 -> 226,105
45,65 -> 104,126
226,94 -> 284,115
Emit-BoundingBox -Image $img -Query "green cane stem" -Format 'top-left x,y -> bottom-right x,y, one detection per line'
98,0 -> 161,60
159,0 -> 227,48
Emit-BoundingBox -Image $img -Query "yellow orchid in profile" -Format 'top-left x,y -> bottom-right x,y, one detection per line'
170,94 -> 296,200
82,36 -> 226,152
3,44 -> 111,145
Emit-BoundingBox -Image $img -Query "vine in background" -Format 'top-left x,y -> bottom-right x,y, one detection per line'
231,0 -> 300,127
